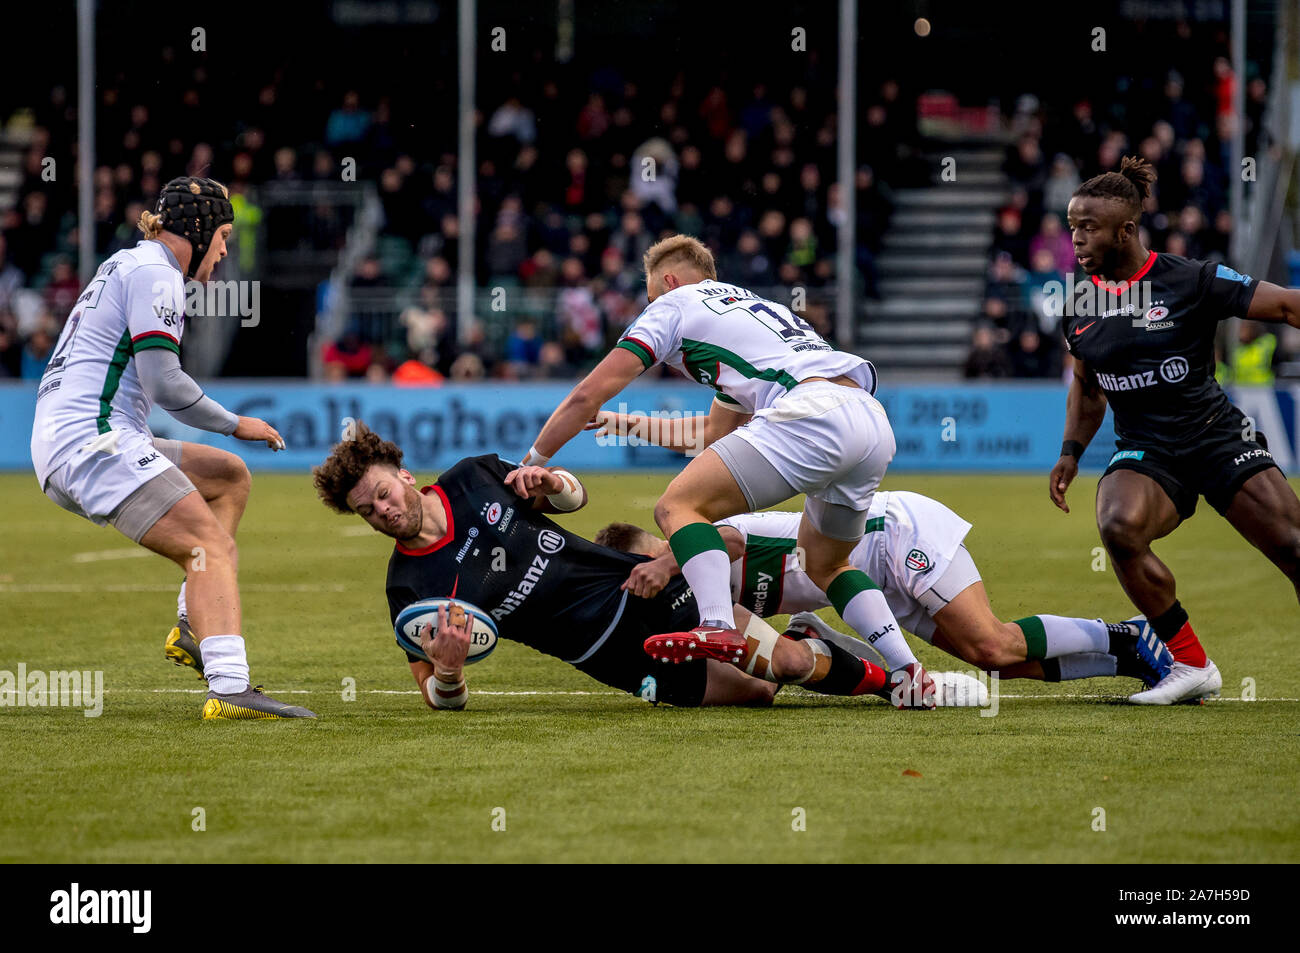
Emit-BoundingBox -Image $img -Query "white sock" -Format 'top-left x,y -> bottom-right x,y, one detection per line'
177,579 -> 187,620
1037,615 -> 1110,657
679,549 -> 736,629
841,587 -> 917,670
1057,652 -> 1118,680
201,635 -> 250,695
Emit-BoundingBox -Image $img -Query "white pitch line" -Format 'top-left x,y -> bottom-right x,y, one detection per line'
71,548 -> 152,563
45,688 -> 1300,702
98,688 -> 626,696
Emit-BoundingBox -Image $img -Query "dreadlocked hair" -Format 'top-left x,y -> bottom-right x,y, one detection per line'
1073,155 -> 1157,220
313,420 -> 405,513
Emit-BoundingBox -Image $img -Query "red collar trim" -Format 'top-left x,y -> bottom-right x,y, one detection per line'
394,484 -> 455,556
1090,250 -> 1157,295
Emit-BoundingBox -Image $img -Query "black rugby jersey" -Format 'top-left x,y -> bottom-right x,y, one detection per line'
1064,252 -> 1258,444
386,455 -> 647,664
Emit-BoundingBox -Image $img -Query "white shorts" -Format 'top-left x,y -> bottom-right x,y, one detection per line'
887,544 -> 983,643
43,430 -> 192,542
722,382 -> 896,535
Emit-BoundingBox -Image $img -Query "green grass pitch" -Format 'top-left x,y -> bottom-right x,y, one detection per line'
1,470 -> 1297,863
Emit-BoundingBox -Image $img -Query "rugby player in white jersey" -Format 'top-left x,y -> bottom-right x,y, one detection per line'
30,176 -> 314,720
594,493 -> 1173,690
517,235 -> 935,708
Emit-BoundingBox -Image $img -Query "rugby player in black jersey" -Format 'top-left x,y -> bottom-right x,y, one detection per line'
312,422 -> 901,709
1052,156 -> 1300,705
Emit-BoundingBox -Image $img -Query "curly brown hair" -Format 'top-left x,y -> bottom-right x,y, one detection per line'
313,420 -> 405,513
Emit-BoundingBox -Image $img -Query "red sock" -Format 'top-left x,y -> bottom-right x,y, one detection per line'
851,660 -> 888,696
1163,621 -> 1207,668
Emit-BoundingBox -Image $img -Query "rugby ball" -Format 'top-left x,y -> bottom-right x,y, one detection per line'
394,598 -> 498,664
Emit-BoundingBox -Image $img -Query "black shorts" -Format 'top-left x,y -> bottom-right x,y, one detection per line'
1102,406 -> 1282,520
573,576 -> 708,707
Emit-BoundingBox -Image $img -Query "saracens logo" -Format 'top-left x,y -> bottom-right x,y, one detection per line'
905,549 -> 932,573
537,529 -> 566,554
482,502 -> 502,525
1142,305 -> 1174,331
1159,356 -> 1190,383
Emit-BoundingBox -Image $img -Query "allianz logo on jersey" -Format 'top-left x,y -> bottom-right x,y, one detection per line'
491,554 -> 550,621
454,526 -> 480,564
1096,357 -> 1190,391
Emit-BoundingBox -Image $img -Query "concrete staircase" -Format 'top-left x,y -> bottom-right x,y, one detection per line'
860,142 -> 1010,381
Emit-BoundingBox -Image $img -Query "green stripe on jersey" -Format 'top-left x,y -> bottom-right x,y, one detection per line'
97,331 -> 133,434
680,338 -> 800,396
615,338 -> 654,369
131,332 -> 180,355
865,516 -> 885,533
741,534 -> 797,616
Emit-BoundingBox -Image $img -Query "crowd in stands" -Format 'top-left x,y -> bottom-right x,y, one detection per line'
966,57 -> 1285,381
0,46 -> 910,382
322,76 -> 909,382
4,28 -> 1287,388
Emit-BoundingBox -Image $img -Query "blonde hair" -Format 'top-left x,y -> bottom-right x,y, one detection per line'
643,234 -> 716,281
137,208 -> 164,239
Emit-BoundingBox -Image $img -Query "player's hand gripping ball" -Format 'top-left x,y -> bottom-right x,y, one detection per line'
394,598 -> 499,663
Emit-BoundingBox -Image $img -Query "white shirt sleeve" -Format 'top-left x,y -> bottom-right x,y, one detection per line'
124,263 -> 185,355
615,297 -> 682,370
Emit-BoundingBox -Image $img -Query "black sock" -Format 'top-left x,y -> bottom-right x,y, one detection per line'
1105,622 -> 1147,680
1106,621 -> 1137,659
1040,658 -> 1062,682
1149,601 -> 1188,641
800,639 -> 880,696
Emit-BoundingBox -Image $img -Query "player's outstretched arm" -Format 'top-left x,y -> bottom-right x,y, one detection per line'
1050,359 -> 1107,514
588,399 -> 750,454
1247,281 -> 1300,328
135,347 -> 286,450
523,347 -> 646,464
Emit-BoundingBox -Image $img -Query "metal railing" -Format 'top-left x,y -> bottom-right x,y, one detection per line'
310,283 -> 842,376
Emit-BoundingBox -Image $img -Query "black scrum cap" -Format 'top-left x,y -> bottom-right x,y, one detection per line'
155,177 -> 234,277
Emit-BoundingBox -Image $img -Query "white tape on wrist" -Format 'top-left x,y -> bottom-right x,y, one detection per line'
523,445 -> 551,467
428,674 -> 467,709
546,469 -> 584,512
742,613 -> 781,681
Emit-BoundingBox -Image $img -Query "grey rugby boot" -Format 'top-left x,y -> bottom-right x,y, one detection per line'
201,685 -> 317,720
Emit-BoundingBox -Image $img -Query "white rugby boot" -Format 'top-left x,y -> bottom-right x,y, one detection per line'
1128,659 -> 1222,705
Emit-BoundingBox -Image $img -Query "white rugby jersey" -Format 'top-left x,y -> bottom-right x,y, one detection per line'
717,491 -> 973,616
31,241 -> 186,484
616,280 -> 877,413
